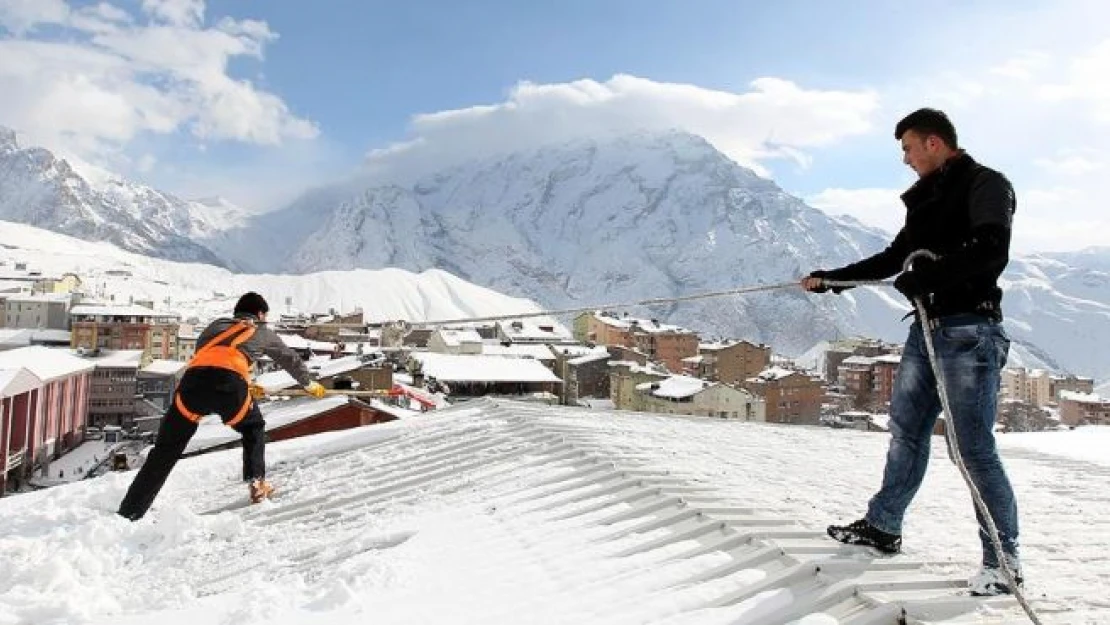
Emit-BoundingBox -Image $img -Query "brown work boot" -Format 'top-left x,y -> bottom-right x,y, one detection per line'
249,479 -> 274,504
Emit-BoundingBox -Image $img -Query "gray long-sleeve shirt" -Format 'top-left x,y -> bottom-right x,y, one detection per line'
194,313 -> 314,386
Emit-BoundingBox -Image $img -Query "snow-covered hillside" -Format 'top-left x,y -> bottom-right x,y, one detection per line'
219,130 -> 1093,379
0,220 -> 550,325
0,127 -> 241,267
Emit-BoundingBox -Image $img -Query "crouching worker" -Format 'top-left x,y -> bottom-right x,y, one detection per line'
117,292 -> 327,520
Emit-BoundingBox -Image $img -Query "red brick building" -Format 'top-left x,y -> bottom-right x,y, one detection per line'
0,347 -> 95,495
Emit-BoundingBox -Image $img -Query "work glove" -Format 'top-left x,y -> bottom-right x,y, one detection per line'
248,382 -> 267,400
806,270 -> 849,294
305,381 -> 327,399
894,270 -> 928,300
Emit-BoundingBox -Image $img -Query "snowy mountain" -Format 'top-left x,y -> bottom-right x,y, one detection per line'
3,124 -> 1104,381
0,220 -> 552,326
217,130 -> 1100,380
0,127 -> 240,267
217,131 -> 899,357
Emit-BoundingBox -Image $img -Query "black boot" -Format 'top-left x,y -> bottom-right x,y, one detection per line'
828,518 -> 902,554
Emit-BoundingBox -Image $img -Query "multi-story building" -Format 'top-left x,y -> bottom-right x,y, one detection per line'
687,340 -> 771,385
741,366 -> 825,425
1058,391 -> 1110,427
824,337 -> 896,385
0,346 -> 94,494
870,354 -> 902,411
85,350 -> 143,428
70,303 -> 179,364
2,293 -> 74,330
575,312 -> 698,374
1002,368 -> 1096,408
838,356 -> 875,409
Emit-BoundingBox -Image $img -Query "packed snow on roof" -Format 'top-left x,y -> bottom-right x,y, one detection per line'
1,400 -> 1108,624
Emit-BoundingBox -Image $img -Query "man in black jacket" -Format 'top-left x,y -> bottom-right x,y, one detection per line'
802,108 -> 1021,596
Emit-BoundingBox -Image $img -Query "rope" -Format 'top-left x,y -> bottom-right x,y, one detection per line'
382,278 -> 893,329
836,251 -> 1041,624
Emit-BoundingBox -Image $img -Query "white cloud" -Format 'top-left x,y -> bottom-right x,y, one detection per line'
1038,40 -> 1110,123
805,187 -> 906,236
990,52 -> 1052,80
1034,152 -> 1105,176
140,0 -> 203,28
367,74 -> 879,179
0,0 -> 316,166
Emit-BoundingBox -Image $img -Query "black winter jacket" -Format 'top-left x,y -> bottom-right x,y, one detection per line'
821,152 -> 1015,320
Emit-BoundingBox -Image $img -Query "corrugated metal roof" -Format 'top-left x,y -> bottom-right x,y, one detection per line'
207,398 -> 1031,623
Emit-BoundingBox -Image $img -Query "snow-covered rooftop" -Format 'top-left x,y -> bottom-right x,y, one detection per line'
185,395 -> 352,453
0,328 -> 70,347
496,319 -> 573,342
840,355 -> 877,366
85,349 -> 144,369
636,375 -> 711,399
591,311 -> 692,334
141,359 -> 187,376
1058,390 -> 1106,403
436,328 -> 483,346
1,399 -> 1101,623
480,342 -> 557,361
0,346 -> 95,382
411,352 -> 562,383
750,366 -> 801,382
0,366 -> 41,397
70,304 -> 179,319
567,350 -> 610,366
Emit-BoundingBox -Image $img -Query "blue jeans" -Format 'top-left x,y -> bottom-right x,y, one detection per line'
865,314 -> 1019,568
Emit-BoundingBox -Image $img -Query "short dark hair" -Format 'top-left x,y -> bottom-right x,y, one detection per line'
233,291 -> 269,317
894,108 -> 958,149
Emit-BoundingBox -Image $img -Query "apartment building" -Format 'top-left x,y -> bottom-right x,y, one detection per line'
70,303 -> 179,364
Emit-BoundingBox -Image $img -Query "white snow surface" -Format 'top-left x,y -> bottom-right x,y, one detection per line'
0,219 -> 560,330
1,402 -> 1107,624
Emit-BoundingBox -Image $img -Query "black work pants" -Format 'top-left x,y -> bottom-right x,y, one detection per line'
117,368 -> 265,520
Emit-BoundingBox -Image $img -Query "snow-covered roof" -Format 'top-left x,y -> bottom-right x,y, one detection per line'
0,346 -> 95,382
480,343 -> 557,361
840,355 -> 876,366
306,355 -> 366,378
681,354 -> 704,363
567,351 -> 610,366
277,334 -> 336,352
872,353 -> 902,365
698,339 -> 762,351
547,344 -> 601,358
368,398 -> 421,420
1,292 -> 71,304
0,328 -> 73,348
436,328 -> 483,346
70,304 -> 179,319
186,396 -> 351,453
591,311 -> 691,334
496,319 -> 573,342
255,356 -> 367,392
636,375 -> 710,399
141,359 -> 187,376
1059,390 -> 1106,404
750,366 -> 800,382
0,367 -> 42,397
411,352 -> 562,383
85,349 -> 144,369
2,397 -> 1086,623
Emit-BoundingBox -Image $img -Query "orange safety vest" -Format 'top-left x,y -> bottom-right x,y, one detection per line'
175,320 -> 258,426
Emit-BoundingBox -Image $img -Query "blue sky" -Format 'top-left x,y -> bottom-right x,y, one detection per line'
2,0 -> 1109,252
